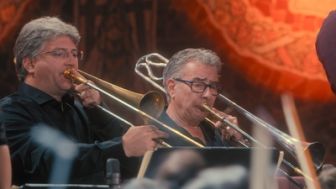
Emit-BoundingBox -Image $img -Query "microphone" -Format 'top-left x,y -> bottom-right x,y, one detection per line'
106,158 -> 121,189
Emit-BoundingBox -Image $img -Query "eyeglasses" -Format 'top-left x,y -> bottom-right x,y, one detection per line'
39,48 -> 83,61
173,78 -> 220,96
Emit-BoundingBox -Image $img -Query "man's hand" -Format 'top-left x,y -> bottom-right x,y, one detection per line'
74,81 -> 101,107
211,108 -> 244,143
122,125 -> 168,157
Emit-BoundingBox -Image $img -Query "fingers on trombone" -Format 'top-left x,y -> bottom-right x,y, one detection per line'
210,107 -> 238,125
75,84 -> 89,99
143,125 -> 169,150
151,139 -> 170,150
148,140 -> 158,151
75,81 -> 101,107
222,132 -> 231,141
221,126 -> 241,141
147,125 -> 169,138
223,115 -> 238,125
149,139 -> 166,151
75,80 -> 95,94
75,82 -> 88,92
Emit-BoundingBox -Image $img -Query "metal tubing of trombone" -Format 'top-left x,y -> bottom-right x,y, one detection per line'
135,65 -> 166,94
218,94 -> 295,146
278,169 -> 305,189
205,117 -> 249,148
202,104 -> 263,147
218,93 -> 325,171
202,104 -> 313,182
97,105 -> 172,148
283,161 -> 314,182
64,70 -> 204,148
135,53 -> 167,93
97,105 -> 134,127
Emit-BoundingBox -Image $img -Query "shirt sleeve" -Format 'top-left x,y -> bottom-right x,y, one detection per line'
81,101 -> 129,139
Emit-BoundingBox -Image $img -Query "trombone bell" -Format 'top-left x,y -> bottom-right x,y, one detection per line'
64,69 -> 166,118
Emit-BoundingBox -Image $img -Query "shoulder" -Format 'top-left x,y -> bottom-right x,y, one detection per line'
0,92 -> 36,113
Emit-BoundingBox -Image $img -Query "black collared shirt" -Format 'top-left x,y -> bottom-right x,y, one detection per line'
0,123 -> 6,145
157,110 -> 230,147
0,83 -> 135,184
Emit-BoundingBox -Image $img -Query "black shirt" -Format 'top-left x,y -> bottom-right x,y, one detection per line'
0,83 -> 136,185
0,123 -> 6,145
157,110 -> 230,147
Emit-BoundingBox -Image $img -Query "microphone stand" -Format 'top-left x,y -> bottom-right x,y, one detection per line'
105,158 -> 121,189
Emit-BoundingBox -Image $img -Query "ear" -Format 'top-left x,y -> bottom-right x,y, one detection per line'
166,79 -> 176,99
22,57 -> 35,74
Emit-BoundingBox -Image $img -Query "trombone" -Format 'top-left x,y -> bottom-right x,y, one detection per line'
134,53 -> 325,175
63,69 -> 204,148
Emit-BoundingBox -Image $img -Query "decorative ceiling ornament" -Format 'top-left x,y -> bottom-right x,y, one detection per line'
172,0 -> 336,102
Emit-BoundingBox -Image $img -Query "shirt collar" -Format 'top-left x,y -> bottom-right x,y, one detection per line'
159,108 -> 218,145
18,82 -> 74,105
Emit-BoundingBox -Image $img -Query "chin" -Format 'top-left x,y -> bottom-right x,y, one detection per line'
196,110 -> 207,119
60,81 -> 73,91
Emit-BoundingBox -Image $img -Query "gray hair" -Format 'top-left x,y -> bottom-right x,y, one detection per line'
13,16 -> 80,82
162,48 -> 222,101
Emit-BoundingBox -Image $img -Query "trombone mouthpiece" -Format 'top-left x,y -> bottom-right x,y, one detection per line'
63,69 -> 88,84
63,69 -> 73,79
202,103 -> 211,111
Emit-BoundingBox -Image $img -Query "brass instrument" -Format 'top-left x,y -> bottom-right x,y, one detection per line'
134,53 -> 325,173
77,70 -> 164,119
63,69 -> 204,148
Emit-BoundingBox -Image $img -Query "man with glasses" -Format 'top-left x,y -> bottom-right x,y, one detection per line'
0,16 -> 167,185
158,48 -> 243,146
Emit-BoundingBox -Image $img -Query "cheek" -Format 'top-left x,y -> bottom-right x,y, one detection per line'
174,90 -> 191,105
34,64 -> 51,78
209,96 -> 217,104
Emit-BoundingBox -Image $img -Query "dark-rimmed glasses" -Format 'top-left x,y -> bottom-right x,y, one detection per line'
39,48 -> 83,62
173,78 -> 220,96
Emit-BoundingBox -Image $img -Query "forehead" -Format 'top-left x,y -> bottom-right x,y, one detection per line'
179,61 -> 219,80
41,36 -> 77,50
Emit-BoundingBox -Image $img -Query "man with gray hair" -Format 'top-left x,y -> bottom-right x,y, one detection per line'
0,16 -> 167,185
157,48 -> 243,146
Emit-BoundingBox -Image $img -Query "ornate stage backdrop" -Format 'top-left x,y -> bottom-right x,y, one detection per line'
173,0 -> 336,102
0,0 -> 335,165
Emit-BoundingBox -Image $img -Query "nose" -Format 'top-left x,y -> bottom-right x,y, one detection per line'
202,86 -> 213,98
65,60 -> 75,68
64,54 -> 78,67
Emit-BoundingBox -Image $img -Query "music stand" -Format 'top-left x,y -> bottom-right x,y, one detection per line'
144,147 -> 281,188
20,183 -> 109,189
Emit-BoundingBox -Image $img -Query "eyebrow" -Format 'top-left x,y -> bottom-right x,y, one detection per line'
191,77 -> 207,81
49,47 -> 78,52
192,77 -> 219,83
